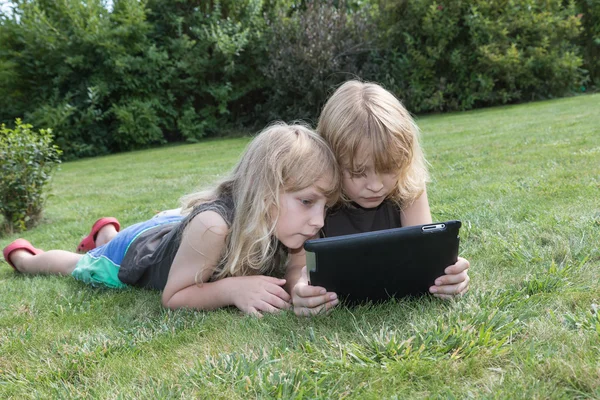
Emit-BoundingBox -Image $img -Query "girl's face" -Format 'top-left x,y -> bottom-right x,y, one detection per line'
275,178 -> 331,249
342,148 -> 398,209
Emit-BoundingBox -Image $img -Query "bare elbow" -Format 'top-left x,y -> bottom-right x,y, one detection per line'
161,292 -> 177,310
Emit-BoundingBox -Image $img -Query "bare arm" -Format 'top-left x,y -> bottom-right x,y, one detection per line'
161,211 -> 234,310
161,211 -> 290,314
400,189 -> 433,227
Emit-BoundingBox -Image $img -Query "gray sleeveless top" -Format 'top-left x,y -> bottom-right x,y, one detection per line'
118,197 -> 235,290
322,200 -> 402,238
118,196 -> 288,290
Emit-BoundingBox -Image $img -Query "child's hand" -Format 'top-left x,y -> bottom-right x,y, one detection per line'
230,276 -> 292,317
291,266 -> 339,316
429,257 -> 470,300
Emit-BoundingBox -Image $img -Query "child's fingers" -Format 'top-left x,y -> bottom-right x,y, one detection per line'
459,279 -> 470,294
246,306 -> 263,318
434,270 -> 468,286
256,300 -> 282,315
300,265 -> 309,282
444,257 -> 470,275
432,293 -> 455,300
294,306 -> 311,317
260,276 -> 287,286
429,283 -> 462,296
266,283 -> 292,303
294,298 -> 339,317
430,275 -> 470,297
322,298 -> 339,313
296,293 -> 337,309
264,293 -> 291,310
294,283 -> 327,298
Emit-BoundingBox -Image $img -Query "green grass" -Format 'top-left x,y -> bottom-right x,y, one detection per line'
1,94 -> 599,399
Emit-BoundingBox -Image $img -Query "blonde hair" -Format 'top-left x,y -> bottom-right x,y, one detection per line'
181,122 -> 341,280
317,80 -> 429,208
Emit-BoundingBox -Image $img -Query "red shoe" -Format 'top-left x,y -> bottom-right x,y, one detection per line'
76,217 -> 121,253
3,239 -> 44,271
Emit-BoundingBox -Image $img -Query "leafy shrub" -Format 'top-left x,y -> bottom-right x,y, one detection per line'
370,0 -> 585,112
261,0 -> 375,122
575,0 -> 600,87
0,0 -> 154,159
0,119 -> 61,232
0,0 -> 288,151
144,0 -> 273,137
111,99 -> 165,151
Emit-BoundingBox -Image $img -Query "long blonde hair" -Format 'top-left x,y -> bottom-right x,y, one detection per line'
181,122 -> 341,279
317,80 -> 429,208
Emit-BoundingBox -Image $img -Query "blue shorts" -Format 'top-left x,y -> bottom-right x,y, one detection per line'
71,215 -> 184,289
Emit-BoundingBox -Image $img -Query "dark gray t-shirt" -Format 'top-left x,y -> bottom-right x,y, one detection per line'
322,200 -> 402,238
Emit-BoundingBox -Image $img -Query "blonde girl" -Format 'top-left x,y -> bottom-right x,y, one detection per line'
286,81 -> 471,316
3,123 -> 341,316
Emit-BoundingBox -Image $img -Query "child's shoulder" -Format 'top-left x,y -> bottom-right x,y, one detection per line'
178,210 -> 230,256
187,210 -> 229,236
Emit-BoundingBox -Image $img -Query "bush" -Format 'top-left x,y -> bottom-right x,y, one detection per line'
575,0 -> 600,87
0,0 -> 275,157
261,0 -> 375,122
0,0 -> 120,159
111,99 -> 165,151
0,119 -> 61,232
144,0 -> 273,137
370,0 -> 585,112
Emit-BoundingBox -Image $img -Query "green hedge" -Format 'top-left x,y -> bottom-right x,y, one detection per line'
0,0 -> 594,159
576,0 -> 600,87
0,0 -> 273,159
370,0 -> 584,112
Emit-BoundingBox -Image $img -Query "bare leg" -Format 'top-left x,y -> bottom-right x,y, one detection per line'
95,225 -> 119,247
10,250 -> 82,276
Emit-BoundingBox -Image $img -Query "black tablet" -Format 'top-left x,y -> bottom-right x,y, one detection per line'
304,220 -> 461,303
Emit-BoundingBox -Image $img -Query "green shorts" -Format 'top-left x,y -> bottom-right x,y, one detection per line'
72,252 -> 128,289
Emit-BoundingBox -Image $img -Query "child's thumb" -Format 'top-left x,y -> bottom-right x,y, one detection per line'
301,266 -> 309,283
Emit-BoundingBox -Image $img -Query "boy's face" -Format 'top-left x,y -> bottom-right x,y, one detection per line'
342,148 -> 398,209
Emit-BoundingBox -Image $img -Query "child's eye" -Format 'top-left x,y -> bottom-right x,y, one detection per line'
300,199 -> 313,206
350,171 -> 367,178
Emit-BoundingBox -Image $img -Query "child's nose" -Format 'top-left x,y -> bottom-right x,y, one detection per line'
309,208 -> 325,229
366,173 -> 384,192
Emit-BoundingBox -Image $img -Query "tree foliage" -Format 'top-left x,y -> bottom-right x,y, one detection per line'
0,0 -> 593,159
370,0 -> 584,112
575,0 -> 600,86
260,0 -> 374,122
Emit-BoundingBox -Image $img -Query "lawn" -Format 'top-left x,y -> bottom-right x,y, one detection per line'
1,94 -> 599,399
